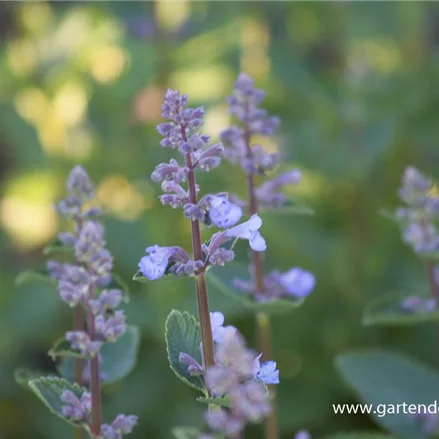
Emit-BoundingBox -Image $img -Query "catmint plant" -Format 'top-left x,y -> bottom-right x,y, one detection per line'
16,167 -> 139,439
220,73 -> 316,438
134,88 -> 280,438
392,167 -> 439,312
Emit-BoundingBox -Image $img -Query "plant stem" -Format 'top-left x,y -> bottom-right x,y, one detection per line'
244,124 -> 278,439
183,129 -> 215,368
426,261 -> 439,298
73,307 -> 86,439
87,287 -> 101,438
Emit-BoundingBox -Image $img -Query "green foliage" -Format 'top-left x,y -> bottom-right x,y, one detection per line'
28,376 -> 90,431
14,269 -> 56,286
42,238 -> 74,256
207,265 -> 304,315
196,395 -> 231,408
165,310 -> 205,393
172,427 -> 203,439
48,336 -> 88,360
335,351 -> 439,439
363,293 -> 439,326
58,325 -> 140,385
14,368 -> 47,390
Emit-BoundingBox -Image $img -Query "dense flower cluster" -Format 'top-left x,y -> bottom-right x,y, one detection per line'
221,73 -> 316,302
392,167 -> 439,312
396,167 -> 439,254
49,167 -> 137,438
179,312 -> 279,437
138,89 -> 267,280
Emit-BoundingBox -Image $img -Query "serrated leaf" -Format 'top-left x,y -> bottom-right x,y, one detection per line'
325,434 -> 398,439
335,351 -> 439,439
14,368 -> 47,389
58,326 -> 140,385
165,310 -> 205,392
196,395 -> 231,408
43,237 -> 74,255
363,293 -> 439,326
28,376 -> 90,430
207,265 -> 304,315
49,337 -> 88,360
14,269 -> 56,287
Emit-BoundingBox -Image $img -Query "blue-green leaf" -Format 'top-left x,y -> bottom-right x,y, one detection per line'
14,269 -> 56,287
48,337 -> 87,360
207,265 -> 304,315
363,293 -> 439,326
58,325 -> 140,385
14,368 -> 47,390
43,237 -> 74,255
335,351 -> 439,439
196,395 -> 231,408
28,376 -> 90,431
165,310 -> 205,392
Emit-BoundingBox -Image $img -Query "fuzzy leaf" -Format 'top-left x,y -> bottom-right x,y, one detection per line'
58,325 -> 140,385
363,293 -> 439,326
14,269 -> 56,287
196,395 -> 231,408
335,351 -> 439,439
28,376 -> 90,430
43,237 -> 74,255
165,310 -> 205,392
14,368 -> 47,389
49,337 -> 87,360
207,265 -> 304,315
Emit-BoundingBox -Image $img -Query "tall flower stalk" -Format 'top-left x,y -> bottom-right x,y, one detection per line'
48,167 -> 137,439
220,74 -> 317,439
393,167 -> 439,313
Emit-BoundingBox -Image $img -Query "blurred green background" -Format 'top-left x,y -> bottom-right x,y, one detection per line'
1,2 -> 439,438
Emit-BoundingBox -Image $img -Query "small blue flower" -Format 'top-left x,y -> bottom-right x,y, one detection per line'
138,246 -> 174,280
225,214 -> 266,252
295,430 -> 312,439
279,267 -> 316,298
208,196 -> 242,228
210,311 -> 236,343
254,360 -> 279,385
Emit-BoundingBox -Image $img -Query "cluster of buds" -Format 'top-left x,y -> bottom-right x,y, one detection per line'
138,89 -> 268,280
396,167 -> 439,254
220,73 -> 316,302
61,390 -> 137,438
179,312 -> 279,437
48,167 -> 137,438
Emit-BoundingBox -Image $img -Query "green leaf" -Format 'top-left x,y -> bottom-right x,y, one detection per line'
28,376 -> 90,429
335,350 -> 439,439
14,269 -> 56,286
325,434 -> 398,439
196,395 -> 231,408
363,293 -> 439,326
43,237 -> 74,255
267,198 -> 314,216
14,368 -> 47,389
172,427 -> 202,439
49,337 -> 88,360
165,310 -> 205,392
207,265 -> 304,315
58,325 -> 140,385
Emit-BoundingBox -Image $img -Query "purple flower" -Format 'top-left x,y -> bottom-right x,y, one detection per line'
89,289 -> 123,315
279,267 -> 316,298
66,166 -> 95,202
58,280 -> 87,307
179,352 -> 204,376
101,414 -> 138,439
61,390 -> 91,422
295,431 -> 312,439
231,380 -> 271,421
254,360 -> 279,385
210,311 -> 236,343
208,196 -> 242,228
138,245 -> 190,280
205,409 -> 244,436
96,310 -> 126,342
225,214 -> 266,251
66,331 -> 102,357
